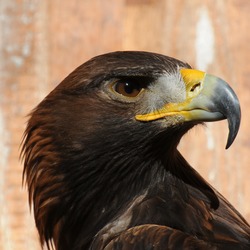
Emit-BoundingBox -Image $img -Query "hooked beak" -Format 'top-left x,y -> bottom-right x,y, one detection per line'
135,68 -> 241,149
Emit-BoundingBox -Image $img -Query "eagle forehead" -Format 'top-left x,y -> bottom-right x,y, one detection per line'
55,51 -> 190,92
89,51 -> 189,75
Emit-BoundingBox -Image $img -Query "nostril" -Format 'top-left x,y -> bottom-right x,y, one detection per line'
190,82 -> 201,92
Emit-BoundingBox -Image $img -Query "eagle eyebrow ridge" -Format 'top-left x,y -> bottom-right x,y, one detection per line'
113,76 -> 155,88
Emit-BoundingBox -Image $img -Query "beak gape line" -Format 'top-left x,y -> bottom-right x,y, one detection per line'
136,69 -> 241,149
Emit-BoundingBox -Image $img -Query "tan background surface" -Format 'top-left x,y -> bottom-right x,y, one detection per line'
0,0 -> 249,249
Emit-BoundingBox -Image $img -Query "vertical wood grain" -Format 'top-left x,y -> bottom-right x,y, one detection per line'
0,1 -> 47,249
0,0 -> 249,249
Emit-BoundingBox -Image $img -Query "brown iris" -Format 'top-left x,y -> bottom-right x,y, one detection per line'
114,80 -> 143,97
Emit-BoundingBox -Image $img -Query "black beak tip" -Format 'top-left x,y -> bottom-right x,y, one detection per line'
225,105 -> 241,150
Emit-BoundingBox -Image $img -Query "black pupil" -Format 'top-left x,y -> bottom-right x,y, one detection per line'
124,82 -> 140,94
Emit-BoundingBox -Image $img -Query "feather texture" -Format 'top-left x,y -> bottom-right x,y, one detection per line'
21,51 -> 250,249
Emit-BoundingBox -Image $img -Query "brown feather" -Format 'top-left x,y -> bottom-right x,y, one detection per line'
21,51 -> 250,249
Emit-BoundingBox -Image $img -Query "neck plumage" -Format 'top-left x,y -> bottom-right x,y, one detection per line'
52,145 -> 218,250
23,113 -> 218,249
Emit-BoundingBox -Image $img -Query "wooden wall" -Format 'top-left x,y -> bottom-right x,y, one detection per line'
0,0 -> 249,249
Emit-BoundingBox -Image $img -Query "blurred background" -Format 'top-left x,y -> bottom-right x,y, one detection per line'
0,0 -> 249,249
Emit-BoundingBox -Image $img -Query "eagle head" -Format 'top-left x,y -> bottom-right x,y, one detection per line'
21,51 -> 242,249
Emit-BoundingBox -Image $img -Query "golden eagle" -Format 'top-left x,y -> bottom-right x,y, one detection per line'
22,51 -> 250,249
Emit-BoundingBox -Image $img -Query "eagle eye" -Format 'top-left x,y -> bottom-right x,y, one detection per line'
113,80 -> 143,97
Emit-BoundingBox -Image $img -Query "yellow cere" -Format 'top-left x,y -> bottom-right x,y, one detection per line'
180,68 -> 205,85
180,68 -> 205,98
